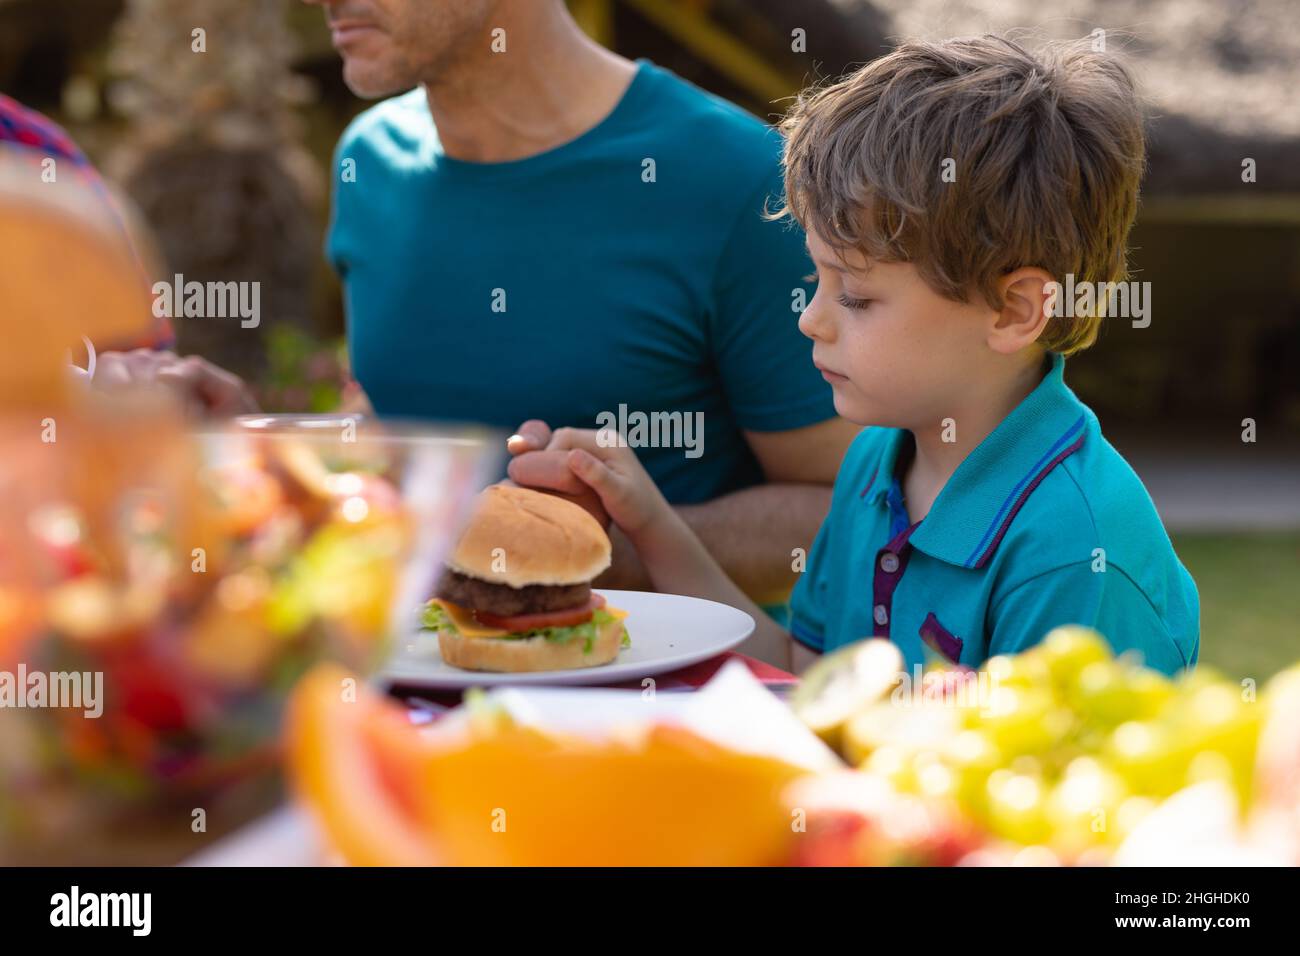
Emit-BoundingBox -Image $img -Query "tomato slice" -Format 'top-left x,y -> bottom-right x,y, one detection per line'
477,592 -> 606,632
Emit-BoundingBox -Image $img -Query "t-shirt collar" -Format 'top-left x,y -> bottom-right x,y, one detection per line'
862,353 -> 1089,569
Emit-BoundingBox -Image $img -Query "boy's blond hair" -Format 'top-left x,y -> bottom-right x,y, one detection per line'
776,35 -> 1146,355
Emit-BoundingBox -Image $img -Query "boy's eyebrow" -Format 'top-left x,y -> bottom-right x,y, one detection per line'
805,239 -> 873,277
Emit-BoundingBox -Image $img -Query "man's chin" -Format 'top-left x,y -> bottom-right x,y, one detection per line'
341,60 -> 410,100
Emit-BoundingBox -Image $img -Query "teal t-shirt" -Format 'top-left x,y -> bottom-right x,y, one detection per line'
790,354 -> 1201,676
326,60 -> 835,505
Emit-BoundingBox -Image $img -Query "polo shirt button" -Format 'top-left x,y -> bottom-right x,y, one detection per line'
880,552 -> 900,573
873,604 -> 889,626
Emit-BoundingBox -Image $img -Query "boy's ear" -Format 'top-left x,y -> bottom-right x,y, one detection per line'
989,267 -> 1055,354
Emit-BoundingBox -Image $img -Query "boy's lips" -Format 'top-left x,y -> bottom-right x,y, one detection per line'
814,361 -> 847,383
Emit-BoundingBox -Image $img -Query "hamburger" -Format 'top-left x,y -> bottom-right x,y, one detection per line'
423,484 -> 629,672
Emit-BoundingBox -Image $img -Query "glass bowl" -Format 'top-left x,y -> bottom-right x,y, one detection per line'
0,410 -> 501,863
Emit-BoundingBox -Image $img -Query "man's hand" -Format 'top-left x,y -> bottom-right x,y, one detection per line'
90,350 -> 259,418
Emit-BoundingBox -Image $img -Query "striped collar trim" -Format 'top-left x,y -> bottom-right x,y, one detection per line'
890,353 -> 1091,568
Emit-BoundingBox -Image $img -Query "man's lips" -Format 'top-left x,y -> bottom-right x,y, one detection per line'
329,21 -> 380,46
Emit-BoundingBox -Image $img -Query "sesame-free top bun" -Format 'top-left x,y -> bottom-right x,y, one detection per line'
446,484 -> 611,588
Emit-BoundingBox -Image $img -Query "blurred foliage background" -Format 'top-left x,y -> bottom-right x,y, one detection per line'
2,0 -> 1297,424
2,0 -> 1297,674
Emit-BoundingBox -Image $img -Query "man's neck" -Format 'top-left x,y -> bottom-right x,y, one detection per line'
420,7 -> 637,163
904,353 -> 1049,522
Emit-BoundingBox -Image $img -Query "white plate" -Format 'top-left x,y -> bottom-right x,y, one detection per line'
379,589 -> 755,689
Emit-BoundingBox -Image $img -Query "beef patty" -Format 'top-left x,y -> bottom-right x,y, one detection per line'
436,568 -> 591,618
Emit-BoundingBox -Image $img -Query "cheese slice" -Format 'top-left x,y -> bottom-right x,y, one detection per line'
432,598 -> 627,639
433,599 -> 509,638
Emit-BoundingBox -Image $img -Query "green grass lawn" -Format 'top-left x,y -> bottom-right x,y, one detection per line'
1172,531 -> 1300,682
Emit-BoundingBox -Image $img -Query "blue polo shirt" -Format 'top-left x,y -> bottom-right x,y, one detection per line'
789,354 -> 1200,675
326,60 -> 834,505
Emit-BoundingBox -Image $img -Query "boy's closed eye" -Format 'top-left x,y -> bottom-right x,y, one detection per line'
836,293 -> 874,311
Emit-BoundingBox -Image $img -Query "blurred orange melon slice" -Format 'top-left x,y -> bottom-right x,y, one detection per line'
286,665 -> 808,866
286,665 -> 444,866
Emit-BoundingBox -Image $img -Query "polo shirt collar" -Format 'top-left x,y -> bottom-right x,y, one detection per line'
863,353 -> 1089,569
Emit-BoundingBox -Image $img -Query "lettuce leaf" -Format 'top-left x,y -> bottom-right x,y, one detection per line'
420,601 -> 454,632
421,602 -> 629,653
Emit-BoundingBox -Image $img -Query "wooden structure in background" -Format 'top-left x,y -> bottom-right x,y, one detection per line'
1,0 -> 1295,423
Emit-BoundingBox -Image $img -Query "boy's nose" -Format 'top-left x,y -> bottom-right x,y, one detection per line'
798,293 -> 834,343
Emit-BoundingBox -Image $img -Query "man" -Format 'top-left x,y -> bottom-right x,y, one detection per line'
110,0 -> 860,608
312,0 -> 856,608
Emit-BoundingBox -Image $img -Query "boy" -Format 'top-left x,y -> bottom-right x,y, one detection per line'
515,36 -> 1199,675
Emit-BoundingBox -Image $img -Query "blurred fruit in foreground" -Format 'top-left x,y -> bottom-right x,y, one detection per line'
986,768 -> 1051,846
976,685 -> 1070,758
286,665 -> 443,866
1044,758 -> 1129,856
1103,720 -> 1187,798
0,584 -> 41,666
794,628 -> 1283,865
1036,626 -> 1111,689
1,416 -> 494,864
288,665 -> 810,866
791,639 -> 903,753
1071,660 -> 1173,727
786,771 -> 981,866
843,698 -> 957,766
1251,666 -> 1300,863
1111,779 -> 1280,866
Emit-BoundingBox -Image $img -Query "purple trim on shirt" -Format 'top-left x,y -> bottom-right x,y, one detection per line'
886,519 -> 919,554
973,432 -> 1086,569
871,521 -> 920,638
965,413 -> 1087,567
919,611 -> 963,663
858,467 -> 880,499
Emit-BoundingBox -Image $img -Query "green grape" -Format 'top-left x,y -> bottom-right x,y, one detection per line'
1037,626 -> 1112,688
1173,665 -> 1229,694
1168,683 -> 1263,808
1103,720 -> 1188,798
863,744 -> 919,793
978,686 -> 1071,757
913,755 -> 959,803
844,699 -> 958,766
1073,661 -> 1132,725
987,769 -> 1052,846
941,729 -> 1003,817
1185,750 -> 1236,788
1127,668 -> 1176,720
1045,757 -> 1129,855
984,652 -> 1050,690
1073,661 -> 1174,727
